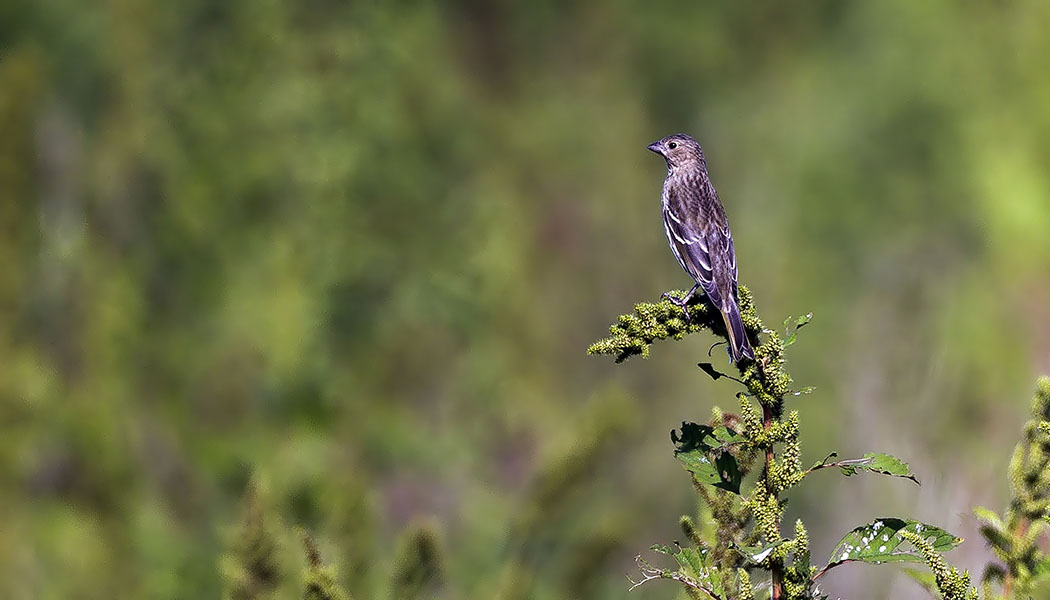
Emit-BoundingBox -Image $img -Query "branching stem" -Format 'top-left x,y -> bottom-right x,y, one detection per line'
627,556 -> 723,599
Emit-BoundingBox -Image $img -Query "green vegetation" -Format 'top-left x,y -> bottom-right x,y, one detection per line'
973,378 -> 1050,599
591,290 -> 976,598
2,1 -> 1050,598
592,292 -> 1050,598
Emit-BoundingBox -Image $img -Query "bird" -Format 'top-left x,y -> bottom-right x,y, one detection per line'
647,133 -> 754,363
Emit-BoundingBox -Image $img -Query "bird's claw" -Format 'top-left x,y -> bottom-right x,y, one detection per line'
661,292 -> 692,322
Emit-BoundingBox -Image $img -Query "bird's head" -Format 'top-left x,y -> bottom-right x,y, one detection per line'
647,133 -> 705,170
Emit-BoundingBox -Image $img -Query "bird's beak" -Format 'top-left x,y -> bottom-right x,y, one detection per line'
646,141 -> 663,155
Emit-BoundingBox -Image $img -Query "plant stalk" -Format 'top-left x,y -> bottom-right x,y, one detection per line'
764,402 -> 785,600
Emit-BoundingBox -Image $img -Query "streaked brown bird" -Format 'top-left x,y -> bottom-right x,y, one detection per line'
648,133 -> 754,362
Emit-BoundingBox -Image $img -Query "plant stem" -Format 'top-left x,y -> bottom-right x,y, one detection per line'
764,401 -> 785,600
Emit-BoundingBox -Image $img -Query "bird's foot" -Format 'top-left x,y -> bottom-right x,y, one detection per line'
662,292 -> 692,322
661,291 -> 681,304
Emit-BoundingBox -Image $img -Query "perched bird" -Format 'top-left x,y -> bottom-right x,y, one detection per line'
647,133 -> 754,362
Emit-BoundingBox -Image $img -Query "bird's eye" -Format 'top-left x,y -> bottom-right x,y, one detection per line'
667,141 -> 678,149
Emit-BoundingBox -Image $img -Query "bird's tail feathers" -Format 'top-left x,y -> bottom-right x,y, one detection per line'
722,303 -> 754,363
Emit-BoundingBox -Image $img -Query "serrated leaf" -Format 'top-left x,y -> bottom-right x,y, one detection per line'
672,423 -> 744,494
839,453 -> 920,485
825,518 -> 963,569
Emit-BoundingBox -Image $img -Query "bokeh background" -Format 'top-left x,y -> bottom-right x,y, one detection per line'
2,1 -> 1050,598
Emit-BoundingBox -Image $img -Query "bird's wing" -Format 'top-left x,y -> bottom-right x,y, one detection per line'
663,203 -> 725,308
724,222 -> 738,291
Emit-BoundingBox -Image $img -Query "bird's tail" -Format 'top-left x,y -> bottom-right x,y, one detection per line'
721,302 -> 754,363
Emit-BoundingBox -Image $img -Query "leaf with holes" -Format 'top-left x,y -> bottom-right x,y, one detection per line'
675,448 -> 741,494
671,423 -> 744,494
825,518 -> 962,569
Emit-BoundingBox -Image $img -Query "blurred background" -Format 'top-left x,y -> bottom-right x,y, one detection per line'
2,0 -> 1050,598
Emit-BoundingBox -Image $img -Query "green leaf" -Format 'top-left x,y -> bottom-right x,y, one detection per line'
733,541 -> 784,566
825,518 -> 963,569
783,313 -> 813,346
650,543 -> 722,595
671,422 -> 746,448
709,425 -> 747,445
671,422 -> 744,494
839,453 -> 920,485
675,448 -> 741,494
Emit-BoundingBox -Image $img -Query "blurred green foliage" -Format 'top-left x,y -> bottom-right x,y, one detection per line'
2,1 -> 1050,598
974,377 -> 1050,598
